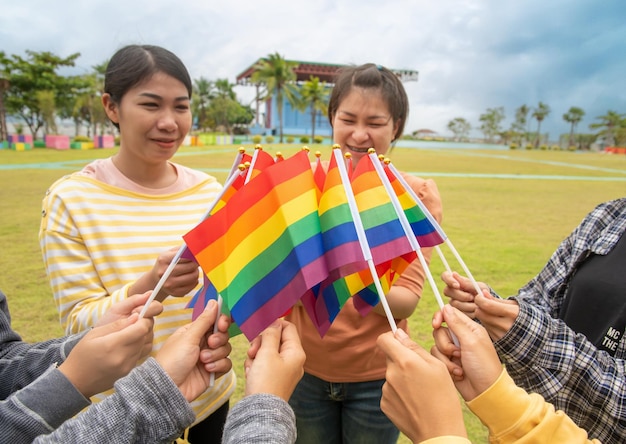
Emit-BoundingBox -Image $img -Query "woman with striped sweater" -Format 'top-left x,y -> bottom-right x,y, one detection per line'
39,44 -> 235,443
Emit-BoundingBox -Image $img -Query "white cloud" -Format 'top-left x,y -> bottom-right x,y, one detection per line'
1,0 -> 624,139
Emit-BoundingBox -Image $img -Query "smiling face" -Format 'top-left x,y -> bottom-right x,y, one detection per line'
102,71 -> 191,167
331,87 -> 399,164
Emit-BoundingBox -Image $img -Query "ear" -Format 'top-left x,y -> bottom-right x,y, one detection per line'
392,120 -> 401,141
101,93 -> 119,125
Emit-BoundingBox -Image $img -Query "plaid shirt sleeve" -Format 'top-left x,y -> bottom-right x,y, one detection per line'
495,302 -> 626,442
493,198 -> 626,443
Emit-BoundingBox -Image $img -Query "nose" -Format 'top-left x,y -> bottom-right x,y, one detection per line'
351,125 -> 370,144
156,109 -> 177,132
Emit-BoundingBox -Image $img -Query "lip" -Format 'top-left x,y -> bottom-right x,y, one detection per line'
151,137 -> 178,149
345,145 -> 372,154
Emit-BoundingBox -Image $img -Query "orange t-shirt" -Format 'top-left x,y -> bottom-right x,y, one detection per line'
286,172 -> 443,382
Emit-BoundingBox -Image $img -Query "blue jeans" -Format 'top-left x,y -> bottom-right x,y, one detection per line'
289,372 -> 399,444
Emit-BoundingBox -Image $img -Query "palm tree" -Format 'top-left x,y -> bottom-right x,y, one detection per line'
532,102 -> 550,147
298,76 -> 329,142
562,106 -> 585,148
193,77 -> 213,131
251,53 -> 298,143
589,110 -> 625,147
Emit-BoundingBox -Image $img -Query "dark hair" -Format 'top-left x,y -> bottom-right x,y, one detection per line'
327,63 -> 409,141
104,45 -> 192,127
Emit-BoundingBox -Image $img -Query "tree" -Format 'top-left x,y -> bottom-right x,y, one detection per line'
562,106 -> 585,148
531,101 -> 550,147
2,50 -> 81,138
447,117 -> 471,141
36,90 -> 57,134
0,51 -> 9,141
589,110 -> 625,147
478,107 -> 505,143
192,77 -> 213,131
251,53 -> 298,143
298,76 -> 329,142
510,104 -> 530,144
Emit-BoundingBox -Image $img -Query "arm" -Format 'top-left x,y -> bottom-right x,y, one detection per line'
494,301 -> 626,442
223,319 -> 305,444
30,299 -> 231,444
31,359 -> 195,444
0,289 -> 85,399
39,180 -> 200,333
432,302 -> 602,443
376,328 -> 468,443
0,366 -> 90,444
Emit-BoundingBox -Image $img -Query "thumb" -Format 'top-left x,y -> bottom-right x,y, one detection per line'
255,321 -> 282,356
91,313 -> 139,337
441,305 -> 481,342
184,299 -> 219,342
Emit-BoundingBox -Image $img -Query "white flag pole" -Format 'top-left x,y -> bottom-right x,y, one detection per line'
374,153 -> 459,345
369,152 -> 446,309
333,148 -> 398,333
386,161 -> 482,297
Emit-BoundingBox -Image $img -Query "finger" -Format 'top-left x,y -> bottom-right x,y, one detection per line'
247,335 -> 262,360
432,310 -> 444,329
255,321 -> 283,356
377,329 -> 430,362
184,299 -> 219,342
430,344 -> 464,377
441,304 -> 487,343
474,291 -> 512,316
440,270 -> 460,288
115,292 -> 152,315
276,320 -> 302,353
432,324 -> 460,356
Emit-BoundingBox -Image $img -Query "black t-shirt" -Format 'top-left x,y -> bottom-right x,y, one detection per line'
559,232 -> 626,355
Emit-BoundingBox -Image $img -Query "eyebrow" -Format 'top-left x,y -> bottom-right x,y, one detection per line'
337,110 -> 390,121
138,92 -> 190,101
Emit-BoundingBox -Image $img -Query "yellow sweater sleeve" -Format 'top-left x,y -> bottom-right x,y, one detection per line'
466,369 -> 600,443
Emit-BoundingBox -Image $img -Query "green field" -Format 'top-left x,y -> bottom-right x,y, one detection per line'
1,144 -> 624,442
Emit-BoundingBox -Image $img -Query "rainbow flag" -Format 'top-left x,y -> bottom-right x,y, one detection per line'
384,162 -> 446,248
317,151 -> 367,276
245,148 -> 276,181
351,153 -> 415,266
301,152 -> 418,336
183,150 -> 328,340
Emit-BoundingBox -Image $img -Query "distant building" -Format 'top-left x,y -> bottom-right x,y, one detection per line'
236,59 -> 418,137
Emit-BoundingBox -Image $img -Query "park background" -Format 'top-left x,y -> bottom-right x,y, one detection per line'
1,142 -> 624,442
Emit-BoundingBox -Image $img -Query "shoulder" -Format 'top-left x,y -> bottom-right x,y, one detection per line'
400,172 -> 443,222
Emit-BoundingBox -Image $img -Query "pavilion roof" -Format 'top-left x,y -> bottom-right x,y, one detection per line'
235,58 -> 418,85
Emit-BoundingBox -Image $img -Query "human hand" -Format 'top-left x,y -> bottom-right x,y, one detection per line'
60,313 -> 155,398
151,247 -> 200,300
431,302 -> 503,401
377,329 -> 467,443
156,299 -> 233,402
473,290 -> 519,341
96,292 -> 162,358
244,319 -> 305,401
441,271 -> 488,318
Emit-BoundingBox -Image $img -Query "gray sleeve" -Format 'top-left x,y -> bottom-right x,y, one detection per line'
31,358 -> 195,444
0,289 -> 85,399
223,393 -> 296,444
0,365 -> 90,444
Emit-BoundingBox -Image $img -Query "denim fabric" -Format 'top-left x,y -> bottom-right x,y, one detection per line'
289,372 -> 399,444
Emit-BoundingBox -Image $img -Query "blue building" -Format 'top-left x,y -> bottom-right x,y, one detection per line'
236,59 -> 418,138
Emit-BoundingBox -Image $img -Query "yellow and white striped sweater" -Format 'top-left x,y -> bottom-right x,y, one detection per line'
39,165 -> 235,423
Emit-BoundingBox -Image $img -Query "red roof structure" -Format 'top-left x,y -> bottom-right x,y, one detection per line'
236,59 -> 418,85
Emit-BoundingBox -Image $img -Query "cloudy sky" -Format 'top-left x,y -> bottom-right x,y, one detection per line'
1,0 -> 624,140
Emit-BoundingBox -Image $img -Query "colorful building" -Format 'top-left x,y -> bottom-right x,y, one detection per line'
236,59 -> 418,138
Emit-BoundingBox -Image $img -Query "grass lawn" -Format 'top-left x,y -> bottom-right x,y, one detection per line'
1,144 -> 624,442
